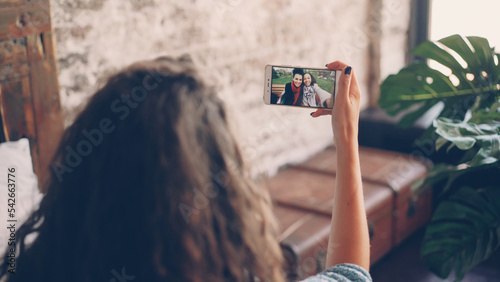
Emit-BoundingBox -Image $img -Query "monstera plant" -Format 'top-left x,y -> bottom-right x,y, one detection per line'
379,34 -> 500,280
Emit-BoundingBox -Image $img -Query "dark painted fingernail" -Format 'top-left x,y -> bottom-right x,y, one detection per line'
345,66 -> 352,75
310,112 -> 314,116
325,64 -> 328,67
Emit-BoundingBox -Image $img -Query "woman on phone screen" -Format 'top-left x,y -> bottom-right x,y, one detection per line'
0,57 -> 370,282
302,72 -> 333,108
279,68 -> 304,106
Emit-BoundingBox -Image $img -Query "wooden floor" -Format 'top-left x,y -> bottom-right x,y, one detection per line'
370,228 -> 500,282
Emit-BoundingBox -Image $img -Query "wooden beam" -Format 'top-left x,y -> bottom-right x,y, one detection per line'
0,0 -> 51,41
0,85 -> 7,142
0,37 -> 30,81
27,32 -> 63,191
0,76 -> 38,172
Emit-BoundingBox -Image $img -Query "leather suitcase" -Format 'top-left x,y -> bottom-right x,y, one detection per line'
267,167 -> 393,280
266,146 -> 430,280
296,146 -> 432,245
273,204 -> 331,280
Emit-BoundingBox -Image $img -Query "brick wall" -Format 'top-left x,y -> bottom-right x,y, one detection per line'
50,0 -> 410,177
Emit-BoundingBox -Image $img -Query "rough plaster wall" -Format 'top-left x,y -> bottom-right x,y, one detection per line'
50,0 -> 409,177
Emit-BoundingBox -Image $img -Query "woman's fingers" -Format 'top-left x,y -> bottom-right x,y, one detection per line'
326,61 -> 359,101
326,61 -> 348,70
311,61 -> 357,119
311,108 -> 332,117
337,66 -> 352,104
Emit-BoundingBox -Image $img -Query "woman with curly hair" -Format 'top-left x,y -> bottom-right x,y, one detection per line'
0,57 -> 370,281
302,72 -> 334,108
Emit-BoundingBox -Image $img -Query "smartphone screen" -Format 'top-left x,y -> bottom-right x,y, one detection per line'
264,65 -> 338,109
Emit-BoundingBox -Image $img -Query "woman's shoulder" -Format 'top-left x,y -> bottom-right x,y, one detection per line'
301,263 -> 372,282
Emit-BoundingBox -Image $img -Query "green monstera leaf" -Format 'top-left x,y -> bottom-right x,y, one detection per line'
379,34 -> 500,127
381,35 -> 500,281
412,109 -> 500,197
434,117 -> 500,166
421,186 -> 500,281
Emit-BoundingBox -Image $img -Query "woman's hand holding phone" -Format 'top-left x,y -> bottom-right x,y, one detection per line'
312,61 -> 370,271
311,61 -> 360,147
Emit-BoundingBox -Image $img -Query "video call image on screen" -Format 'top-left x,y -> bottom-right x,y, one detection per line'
271,66 -> 336,108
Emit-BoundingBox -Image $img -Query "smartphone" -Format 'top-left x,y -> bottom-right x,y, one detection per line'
263,65 -> 340,109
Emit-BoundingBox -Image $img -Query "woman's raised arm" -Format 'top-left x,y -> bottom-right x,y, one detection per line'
311,61 -> 370,271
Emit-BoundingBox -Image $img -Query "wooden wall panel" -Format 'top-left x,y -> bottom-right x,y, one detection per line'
0,0 -> 45,9
0,0 -> 51,40
0,37 -> 29,80
27,32 -> 62,188
0,0 -> 62,192
0,77 -> 34,139
0,85 -> 5,142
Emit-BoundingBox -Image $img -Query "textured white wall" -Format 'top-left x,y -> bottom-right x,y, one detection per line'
50,0 -> 410,177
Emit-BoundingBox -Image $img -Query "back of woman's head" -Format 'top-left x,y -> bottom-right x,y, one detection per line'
0,56 -> 284,282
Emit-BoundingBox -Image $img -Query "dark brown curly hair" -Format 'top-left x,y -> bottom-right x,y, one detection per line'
0,56 -> 284,281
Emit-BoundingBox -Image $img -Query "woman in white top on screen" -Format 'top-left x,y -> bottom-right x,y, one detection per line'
302,72 -> 333,108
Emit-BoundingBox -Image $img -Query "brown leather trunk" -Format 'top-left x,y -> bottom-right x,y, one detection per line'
266,146 -> 431,281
